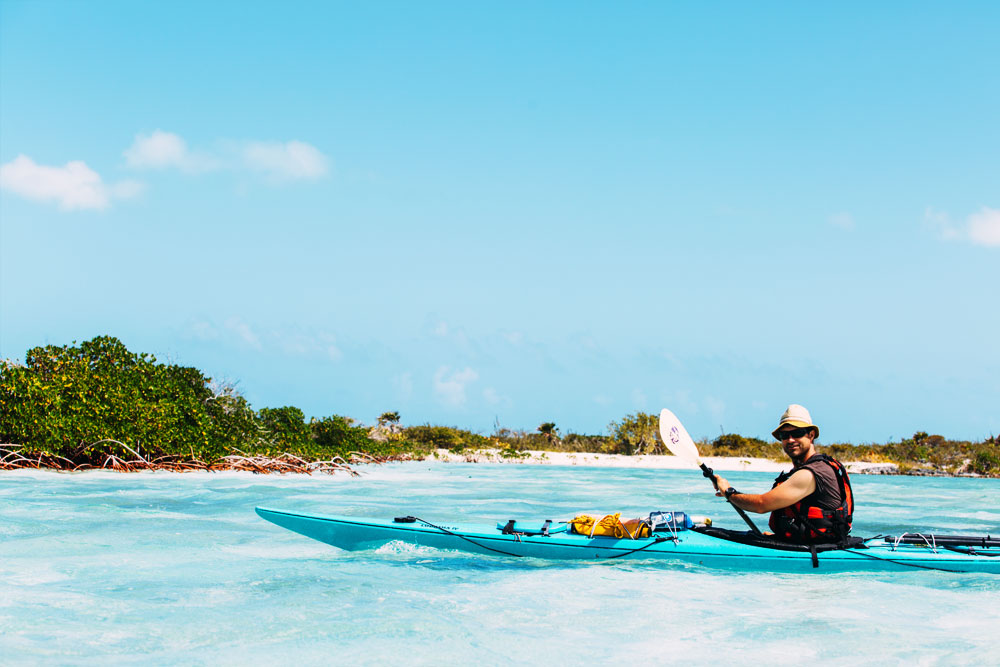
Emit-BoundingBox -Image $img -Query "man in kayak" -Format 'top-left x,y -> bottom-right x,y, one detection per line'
714,405 -> 854,544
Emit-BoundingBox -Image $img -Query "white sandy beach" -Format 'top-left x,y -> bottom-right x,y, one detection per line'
431,449 -> 899,475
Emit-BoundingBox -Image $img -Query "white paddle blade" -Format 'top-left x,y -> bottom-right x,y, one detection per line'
658,408 -> 702,464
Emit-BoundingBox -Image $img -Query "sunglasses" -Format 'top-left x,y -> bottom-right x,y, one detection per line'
776,426 -> 812,440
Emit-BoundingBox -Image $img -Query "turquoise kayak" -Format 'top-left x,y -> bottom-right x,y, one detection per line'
255,507 -> 1000,574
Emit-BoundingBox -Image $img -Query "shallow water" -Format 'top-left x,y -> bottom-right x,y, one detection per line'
1,464 -> 998,665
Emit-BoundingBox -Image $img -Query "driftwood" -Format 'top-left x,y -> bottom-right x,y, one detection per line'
0,443 -> 410,476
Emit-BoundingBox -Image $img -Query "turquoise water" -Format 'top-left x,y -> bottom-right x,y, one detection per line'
2,464 -> 999,665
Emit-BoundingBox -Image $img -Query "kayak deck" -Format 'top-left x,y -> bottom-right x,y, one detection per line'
255,507 -> 1000,574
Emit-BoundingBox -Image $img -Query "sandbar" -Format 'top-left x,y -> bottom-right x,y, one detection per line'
430,449 -> 899,475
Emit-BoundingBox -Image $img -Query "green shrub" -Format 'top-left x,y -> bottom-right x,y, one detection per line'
708,433 -> 782,459
606,412 -> 661,455
489,427 -> 608,452
555,433 -> 609,452
258,406 -> 311,451
403,425 -> 488,451
0,336 -> 259,462
310,415 -> 377,456
970,444 -> 1000,475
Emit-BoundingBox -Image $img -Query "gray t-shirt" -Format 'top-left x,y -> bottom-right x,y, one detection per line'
796,456 -> 844,511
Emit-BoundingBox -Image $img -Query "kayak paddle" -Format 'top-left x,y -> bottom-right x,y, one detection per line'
658,408 -> 762,535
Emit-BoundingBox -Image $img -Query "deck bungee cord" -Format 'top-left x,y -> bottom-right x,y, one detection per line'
605,536 -> 674,559
839,546 -> 965,573
886,533 -> 1000,549
396,516 -> 527,558
819,533 -> 999,572
400,515 -> 677,560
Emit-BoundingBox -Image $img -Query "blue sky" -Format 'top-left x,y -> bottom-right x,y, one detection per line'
2,2 -> 998,443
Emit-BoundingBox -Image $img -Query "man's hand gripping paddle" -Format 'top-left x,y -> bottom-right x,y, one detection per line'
658,408 -> 762,535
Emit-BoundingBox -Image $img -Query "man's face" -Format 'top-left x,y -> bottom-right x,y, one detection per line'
777,427 -> 814,461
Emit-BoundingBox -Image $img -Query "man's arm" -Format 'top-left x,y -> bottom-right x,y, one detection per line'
716,470 -> 816,514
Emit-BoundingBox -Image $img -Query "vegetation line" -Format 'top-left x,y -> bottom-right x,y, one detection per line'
1,337 -> 997,476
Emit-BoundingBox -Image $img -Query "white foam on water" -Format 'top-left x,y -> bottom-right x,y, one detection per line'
0,563 -> 71,586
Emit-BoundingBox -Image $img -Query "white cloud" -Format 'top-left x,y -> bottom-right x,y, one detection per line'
277,331 -> 342,362
124,131 -> 328,182
828,212 -> 855,230
243,140 -> 329,181
433,366 -> 478,407
0,154 -> 142,211
926,206 -> 1000,247
0,131 -> 331,210
185,320 -> 351,364
967,207 -> 1000,247
123,130 -> 220,172
925,207 -> 961,240
124,130 -> 186,168
224,317 -> 262,350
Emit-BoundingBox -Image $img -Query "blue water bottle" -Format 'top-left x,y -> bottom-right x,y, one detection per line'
649,511 -> 692,531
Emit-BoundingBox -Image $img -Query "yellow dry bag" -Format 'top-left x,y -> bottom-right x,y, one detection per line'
568,513 -> 651,539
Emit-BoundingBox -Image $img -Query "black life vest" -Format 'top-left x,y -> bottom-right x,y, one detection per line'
768,454 -> 854,544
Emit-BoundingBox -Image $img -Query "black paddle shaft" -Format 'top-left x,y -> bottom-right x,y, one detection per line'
700,463 -> 763,536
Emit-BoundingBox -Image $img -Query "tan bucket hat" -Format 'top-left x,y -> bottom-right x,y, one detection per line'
772,404 -> 819,439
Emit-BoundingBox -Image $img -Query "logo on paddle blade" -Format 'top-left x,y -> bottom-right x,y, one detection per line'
669,426 -> 680,444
